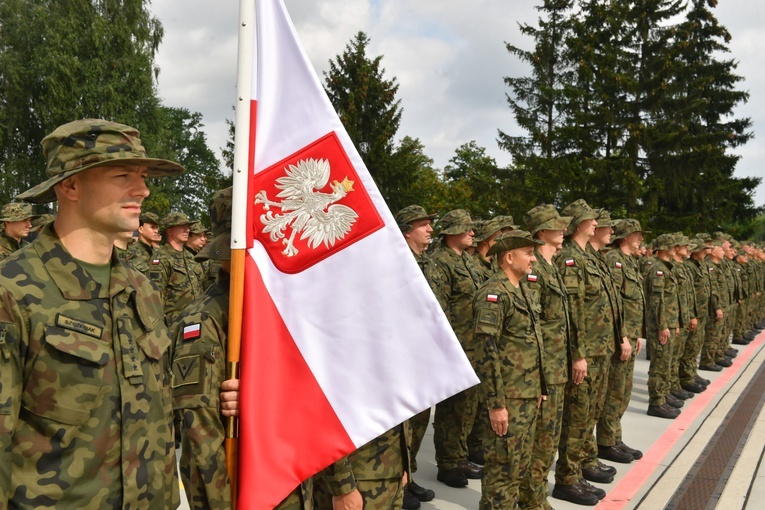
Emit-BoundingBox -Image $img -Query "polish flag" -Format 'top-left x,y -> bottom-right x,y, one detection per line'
231,1 -> 479,508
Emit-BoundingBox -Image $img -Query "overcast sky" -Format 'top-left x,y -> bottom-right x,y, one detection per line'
151,0 -> 765,206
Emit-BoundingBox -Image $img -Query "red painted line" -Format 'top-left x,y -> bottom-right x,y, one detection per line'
597,331 -> 765,509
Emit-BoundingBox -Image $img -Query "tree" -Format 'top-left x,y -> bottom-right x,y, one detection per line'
0,0 -> 163,204
324,32 -> 407,210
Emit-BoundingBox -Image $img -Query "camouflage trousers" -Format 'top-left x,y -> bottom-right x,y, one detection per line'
680,317 -> 707,386
479,397 -> 538,510
647,328 -> 677,406
312,478 -> 402,510
434,385 -> 478,469
597,339 -> 637,447
408,407 -> 431,473
519,383 -> 565,510
733,299 -> 749,341
467,399 -> 488,459
700,314 -> 724,366
275,479 -> 313,510
669,328 -> 690,391
555,355 -> 609,486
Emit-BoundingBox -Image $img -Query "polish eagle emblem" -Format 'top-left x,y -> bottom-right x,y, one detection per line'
254,158 -> 358,257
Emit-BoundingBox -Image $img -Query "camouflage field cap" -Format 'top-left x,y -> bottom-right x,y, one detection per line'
487,229 -> 545,257
438,209 -> 474,236
595,209 -> 617,228
612,218 -> 650,240
395,205 -> 436,233
196,187 -> 232,262
695,233 -> 713,242
474,218 -> 502,243
0,202 -> 34,222
189,221 -> 206,234
690,241 -> 708,253
714,231 -> 734,242
16,119 -> 184,204
160,211 -> 191,232
139,211 -> 160,225
653,233 -> 676,251
493,215 -> 518,231
562,199 -> 599,236
31,213 -> 55,231
523,204 -> 572,235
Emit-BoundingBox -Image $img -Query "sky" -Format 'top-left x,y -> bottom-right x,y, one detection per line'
151,0 -> 765,206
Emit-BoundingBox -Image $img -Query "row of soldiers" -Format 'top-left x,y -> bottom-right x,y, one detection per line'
393,199 -> 765,509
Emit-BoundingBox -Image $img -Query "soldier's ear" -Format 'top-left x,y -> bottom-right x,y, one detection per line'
55,175 -> 80,202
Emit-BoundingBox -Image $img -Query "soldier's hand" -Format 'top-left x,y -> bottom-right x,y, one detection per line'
659,328 -> 670,345
716,309 -> 724,321
489,408 -> 509,437
333,489 -> 363,510
402,472 -> 408,487
619,337 -> 632,361
572,358 -> 587,385
537,395 -> 547,408
220,378 -> 240,417
690,318 -> 698,331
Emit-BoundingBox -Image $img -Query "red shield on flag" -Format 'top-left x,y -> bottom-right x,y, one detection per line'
251,132 -> 384,273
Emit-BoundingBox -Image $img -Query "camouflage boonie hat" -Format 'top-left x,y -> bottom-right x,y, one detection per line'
653,233 -> 676,251
474,218 -> 502,243
595,209 -> 617,228
714,231 -> 734,242
16,119 -> 184,204
196,187 -> 232,262
672,233 -> 691,247
613,218 -> 650,240
0,202 -> 34,222
487,229 -> 545,257
438,209 -> 474,236
523,204 -> 572,235
189,221 -> 206,234
160,211 -> 191,232
395,205 -> 436,233
689,241 -> 707,253
695,233 -> 712,242
139,211 -> 160,225
562,199 -> 599,236
493,215 -> 518,231
31,213 -> 55,231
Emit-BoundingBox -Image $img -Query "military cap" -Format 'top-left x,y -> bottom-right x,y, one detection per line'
731,240 -> 741,250
613,218 -> 650,240
735,249 -> 747,258
474,218 -> 502,243
562,199 -> 599,236
438,209 -> 474,236
31,213 -> 55,231
523,204 -> 572,235
695,233 -> 712,242
595,208 -> 617,228
0,202 -> 34,222
673,233 -> 691,247
395,205 -> 436,233
487,229 -> 545,257
189,221 -> 206,234
197,187 -> 232,262
689,241 -> 705,253
653,233 -> 676,251
139,211 -> 160,225
493,215 -> 518,231
16,119 -> 184,204
160,211 -> 191,232
714,231 -> 734,242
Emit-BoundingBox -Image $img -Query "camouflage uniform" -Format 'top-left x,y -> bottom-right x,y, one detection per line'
682,241 -> 712,387
518,204 -> 572,510
428,210 -> 482,475
701,250 -> 726,367
669,236 -> 696,394
0,203 -> 34,263
0,225 -> 179,509
473,231 -> 546,510
125,239 -> 157,274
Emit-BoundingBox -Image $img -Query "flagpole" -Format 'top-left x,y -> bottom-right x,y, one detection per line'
227,0 -> 256,507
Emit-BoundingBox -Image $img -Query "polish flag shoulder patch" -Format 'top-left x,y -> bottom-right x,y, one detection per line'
709,267 -> 715,272
656,270 -> 664,277
615,262 -> 623,269
565,259 -> 575,267
486,294 -> 499,303
152,259 -> 160,265
527,274 -> 538,282
183,323 -> 201,341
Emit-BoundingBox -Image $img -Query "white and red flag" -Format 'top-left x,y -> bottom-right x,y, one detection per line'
230,1 -> 479,508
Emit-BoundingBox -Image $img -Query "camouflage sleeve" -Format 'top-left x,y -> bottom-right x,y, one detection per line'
320,457 -> 357,496
0,292 -> 23,508
473,286 -> 508,410
557,260 -> 586,360
427,260 -> 451,314
648,273 -> 668,330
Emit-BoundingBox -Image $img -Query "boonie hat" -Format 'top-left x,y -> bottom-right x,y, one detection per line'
395,205 -> 437,233
487,229 -> 545,257
438,209 -> 474,236
140,211 -> 160,225
474,218 -> 502,243
523,204 -> 572,235
196,187 -> 232,262
562,199 -> 599,236
161,212 -> 191,232
0,203 -> 34,222
613,219 -> 650,241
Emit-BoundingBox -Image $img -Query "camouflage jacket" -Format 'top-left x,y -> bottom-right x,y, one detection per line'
735,260 -> 749,300
672,260 -> 696,328
590,245 -> 626,344
555,240 -> 615,359
472,251 -> 495,283
686,258 -> 711,318
640,255 -> 657,279
473,273 -> 546,406
0,225 -> 177,509
607,249 -> 646,339
428,243 -> 482,357
645,258 -> 680,331
745,260 -> 758,297
124,240 -> 157,274
171,271 -> 231,510
0,232 -> 27,264
715,259 -> 733,307
724,258 -> 741,302
525,254 -> 571,386
149,243 -> 205,325
707,259 -> 724,312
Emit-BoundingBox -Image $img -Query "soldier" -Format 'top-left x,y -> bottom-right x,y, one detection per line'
667,234 -> 697,405
150,211 -> 205,325
0,202 -> 34,262
0,118 -> 188,507
472,218 -> 502,281
645,234 -> 682,419
553,199 -> 617,505
699,240 -> 727,371
598,219 -> 649,464
681,239 -> 713,393
428,209 -> 484,487
518,205 -> 585,508
26,213 -> 55,242
125,211 -> 162,273
731,249 -> 751,346
186,221 -> 208,254
394,205 -> 439,509
473,230 -> 546,510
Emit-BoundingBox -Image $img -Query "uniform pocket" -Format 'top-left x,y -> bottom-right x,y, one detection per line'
0,323 -> 18,416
